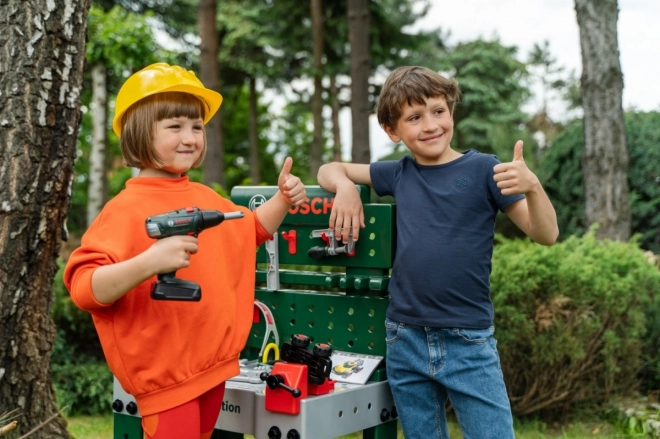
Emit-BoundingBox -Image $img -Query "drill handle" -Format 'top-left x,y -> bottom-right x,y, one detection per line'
158,272 -> 177,282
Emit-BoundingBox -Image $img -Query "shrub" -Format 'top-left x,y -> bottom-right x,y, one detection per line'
52,260 -> 111,416
491,230 -> 660,419
52,351 -> 112,416
52,259 -> 104,361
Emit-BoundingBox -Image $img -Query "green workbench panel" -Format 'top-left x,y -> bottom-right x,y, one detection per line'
114,413 -> 143,439
230,185 -> 370,225
363,420 -> 398,439
231,185 -> 396,269
247,289 -> 390,357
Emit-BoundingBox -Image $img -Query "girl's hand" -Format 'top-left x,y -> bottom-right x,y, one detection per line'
278,157 -> 306,206
146,235 -> 199,274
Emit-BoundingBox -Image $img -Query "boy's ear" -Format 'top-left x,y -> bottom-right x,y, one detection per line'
383,125 -> 401,143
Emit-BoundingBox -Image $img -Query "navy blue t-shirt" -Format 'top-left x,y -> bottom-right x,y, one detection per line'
370,150 -> 524,328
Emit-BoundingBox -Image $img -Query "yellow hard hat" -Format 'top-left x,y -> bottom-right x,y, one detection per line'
112,63 -> 223,136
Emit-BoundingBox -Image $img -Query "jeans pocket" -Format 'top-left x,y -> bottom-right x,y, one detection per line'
453,326 -> 494,344
384,318 -> 401,344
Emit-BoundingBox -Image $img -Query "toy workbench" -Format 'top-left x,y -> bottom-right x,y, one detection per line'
112,185 -> 398,439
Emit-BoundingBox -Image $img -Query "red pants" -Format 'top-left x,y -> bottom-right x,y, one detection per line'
141,382 -> 226,439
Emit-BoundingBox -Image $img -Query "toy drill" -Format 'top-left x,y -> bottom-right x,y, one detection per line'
145,206 -> 244,301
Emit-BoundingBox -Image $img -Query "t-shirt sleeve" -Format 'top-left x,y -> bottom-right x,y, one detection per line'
370,160 -> 401,197
486,154 -> 525,212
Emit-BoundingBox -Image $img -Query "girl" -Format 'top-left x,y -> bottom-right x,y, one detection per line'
64,63 -> 305,439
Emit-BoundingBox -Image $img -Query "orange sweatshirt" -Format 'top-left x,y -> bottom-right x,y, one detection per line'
64,176 -> 271,416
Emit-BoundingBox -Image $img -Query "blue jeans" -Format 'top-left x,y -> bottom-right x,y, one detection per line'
385,318 -> 514,439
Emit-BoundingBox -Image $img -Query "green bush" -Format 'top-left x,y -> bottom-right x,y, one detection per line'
538,111 -> 660,253
52,354 -> 112,416
491,230 -> 660,419
52,260 -> 104,361
52,261 -> 111,416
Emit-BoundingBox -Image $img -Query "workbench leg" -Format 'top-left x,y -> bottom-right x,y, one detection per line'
211,430 -> 244,439
363,419 -> 398,439
113,413 -> 143,439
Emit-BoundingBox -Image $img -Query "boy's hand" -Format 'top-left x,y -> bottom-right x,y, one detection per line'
329,182 -> 365,244
278,157 -> 306,206
493,140 -> 540,196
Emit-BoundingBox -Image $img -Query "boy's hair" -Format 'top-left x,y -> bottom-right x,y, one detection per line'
376,66 -> 461,129
119,92 -> 208,169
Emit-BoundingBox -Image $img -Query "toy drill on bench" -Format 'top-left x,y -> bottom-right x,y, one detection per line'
145,206 -> 244,301
259,334 -> 334,415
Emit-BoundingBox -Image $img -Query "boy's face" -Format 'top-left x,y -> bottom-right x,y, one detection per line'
151,116 -> 205,177
383,95 -> 458,166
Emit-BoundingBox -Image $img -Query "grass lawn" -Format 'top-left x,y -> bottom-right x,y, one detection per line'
65,415 -> 113,439
65,414 -> 635,439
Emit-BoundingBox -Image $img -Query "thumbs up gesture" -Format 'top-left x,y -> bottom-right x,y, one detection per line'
278,157 -> 306,205
493,140 -> 540,195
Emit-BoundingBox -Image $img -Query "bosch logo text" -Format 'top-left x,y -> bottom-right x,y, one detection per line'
289,197 -> 334,215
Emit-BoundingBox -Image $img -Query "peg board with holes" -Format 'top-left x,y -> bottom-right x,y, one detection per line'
230,185 -> 396,361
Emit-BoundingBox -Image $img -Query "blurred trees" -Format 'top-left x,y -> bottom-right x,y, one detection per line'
0,0 -> 91,436
538,111 -> 660,254
84,6 -> 168,225
445,39 -> 530,159
348,0 -> 371,164
198,0 -> 225,187
71,0 -> 450,207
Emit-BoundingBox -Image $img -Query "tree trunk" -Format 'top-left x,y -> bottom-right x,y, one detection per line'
330,76 -> 342,162
198,0 -> 226,189
575,0 -> 631,241
0,0 -> 90,437
88,63 -> 108,227
248,76 -> 260,185
347,0 -> 371,164
310,0 -> 325,178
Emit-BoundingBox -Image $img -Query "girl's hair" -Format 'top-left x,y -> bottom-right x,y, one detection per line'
376,66 -> 461,130
119,92 -> 208,169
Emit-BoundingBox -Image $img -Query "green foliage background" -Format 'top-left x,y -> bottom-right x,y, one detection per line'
538,111 -> 660,253
52,263 -> 112,415
51,0 -> 660,424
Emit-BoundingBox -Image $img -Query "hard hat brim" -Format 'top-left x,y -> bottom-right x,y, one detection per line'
112,84 -> 223,136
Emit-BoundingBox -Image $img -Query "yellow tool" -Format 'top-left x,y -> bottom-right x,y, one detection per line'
262,342 -> 280,364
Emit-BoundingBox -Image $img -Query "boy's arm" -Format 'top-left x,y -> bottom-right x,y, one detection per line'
495,141 -> 559,246
317,162 -> 371,242
255,157 -> 305,234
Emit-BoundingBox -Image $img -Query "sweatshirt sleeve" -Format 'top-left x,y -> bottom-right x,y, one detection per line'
63,205 -> 140,311
64,243 -> 119,311
253,210 -> 274,246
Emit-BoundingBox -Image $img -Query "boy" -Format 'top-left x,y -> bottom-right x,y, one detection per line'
317,66 -> 558,438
